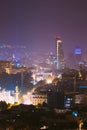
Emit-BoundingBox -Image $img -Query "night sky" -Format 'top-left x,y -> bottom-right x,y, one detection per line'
0,0 -> 87,59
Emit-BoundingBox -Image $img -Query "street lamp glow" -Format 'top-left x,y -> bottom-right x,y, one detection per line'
46,79 -> 52,84
46,76 -> 53,84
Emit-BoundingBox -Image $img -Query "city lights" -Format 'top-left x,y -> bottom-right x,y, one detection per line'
46,76 -> 53,84
0,89 -> 14,104
0,0 -> 87,129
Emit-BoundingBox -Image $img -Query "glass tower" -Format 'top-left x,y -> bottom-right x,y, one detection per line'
56,37 -> 64,70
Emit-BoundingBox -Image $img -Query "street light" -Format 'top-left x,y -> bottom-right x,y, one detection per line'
46,75 -> 53,84
79,119 -> 83,130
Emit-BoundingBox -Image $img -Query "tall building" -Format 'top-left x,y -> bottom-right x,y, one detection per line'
56,37 -> 65,70
74,47 -> 82,64
73,47 -> 85,69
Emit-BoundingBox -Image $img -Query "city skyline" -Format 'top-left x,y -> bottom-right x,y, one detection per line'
0,0 -> 87,59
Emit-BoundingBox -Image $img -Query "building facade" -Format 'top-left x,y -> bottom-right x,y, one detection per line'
47,90 -> 64,109
56,37 -> 65,70
0,60 -> 12,74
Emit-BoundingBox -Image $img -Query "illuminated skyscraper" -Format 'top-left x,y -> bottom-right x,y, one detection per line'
74,47 -> 82,64
56,37 -> 64,70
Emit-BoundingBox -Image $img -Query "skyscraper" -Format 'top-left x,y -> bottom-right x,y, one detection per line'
74,47 -> 82,64
56,37 -> 64,70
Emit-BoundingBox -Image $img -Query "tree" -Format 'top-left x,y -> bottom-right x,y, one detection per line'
0,101 -> 8,111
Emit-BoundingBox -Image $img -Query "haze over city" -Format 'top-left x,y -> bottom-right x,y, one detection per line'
0,0 -> 87,59
0,1 -> 87,129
